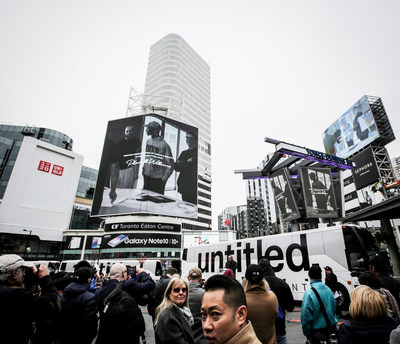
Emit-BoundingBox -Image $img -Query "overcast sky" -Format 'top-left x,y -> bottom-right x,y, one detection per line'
1,0 -> 399,227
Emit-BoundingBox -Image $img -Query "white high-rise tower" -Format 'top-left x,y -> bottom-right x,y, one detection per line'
144,33 -> 212,231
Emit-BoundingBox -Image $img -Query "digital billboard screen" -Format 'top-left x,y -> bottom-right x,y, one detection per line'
322,96 -> 380,158
270,168 -> 300,222
92,114 -> 198,218
299,167 -> 338,219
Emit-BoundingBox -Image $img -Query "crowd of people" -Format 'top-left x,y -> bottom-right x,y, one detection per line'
2,252 -> 400,344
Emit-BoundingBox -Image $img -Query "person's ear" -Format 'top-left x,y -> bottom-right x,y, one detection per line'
236,305 -> 247,327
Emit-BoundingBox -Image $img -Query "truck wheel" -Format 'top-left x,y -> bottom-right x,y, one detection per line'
336,283 -> 350,311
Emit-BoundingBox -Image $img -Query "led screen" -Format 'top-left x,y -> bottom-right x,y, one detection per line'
92,114 -> 198,218
270,168 -> 300,222
300,167 -> 338,219
322,96 -> 379,158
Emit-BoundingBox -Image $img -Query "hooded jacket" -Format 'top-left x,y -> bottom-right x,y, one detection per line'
54,282 -> 98,344
259,258 -> 294,336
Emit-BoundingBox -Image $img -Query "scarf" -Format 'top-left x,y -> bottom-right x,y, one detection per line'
174,303 -> 194,327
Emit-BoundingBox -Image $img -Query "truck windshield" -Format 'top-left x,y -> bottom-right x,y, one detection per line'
343,226 -> 381,272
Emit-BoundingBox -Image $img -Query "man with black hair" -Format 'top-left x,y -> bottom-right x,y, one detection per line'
54,267 -> 98,344
259,258 -> 294,344
370,254 -> 400,307
74,260 -> 97,294
201,274 -> 261,344
301,265 -> 337,344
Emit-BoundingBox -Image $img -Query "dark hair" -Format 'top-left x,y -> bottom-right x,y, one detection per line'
369,255 -> 388,273
74,260 -> 91,271
308,265 -> 322,280
166,267 -> 178,276
73,267 -> 93,284
205,275 -> 247,312
358,271 -> 382,289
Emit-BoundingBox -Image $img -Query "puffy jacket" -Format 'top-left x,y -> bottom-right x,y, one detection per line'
338,316 -> 398,344
54,282 -> 98,344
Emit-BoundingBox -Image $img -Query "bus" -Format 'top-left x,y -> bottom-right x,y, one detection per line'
182,225 -> 383,308
60,259 -> 163,279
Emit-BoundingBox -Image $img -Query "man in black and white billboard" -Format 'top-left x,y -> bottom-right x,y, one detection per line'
142,121 -> 174,195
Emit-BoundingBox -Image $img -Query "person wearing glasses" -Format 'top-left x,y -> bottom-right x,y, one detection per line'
95,263 -> 155,344
0,254 -> 60,344
154,276 -> 195,344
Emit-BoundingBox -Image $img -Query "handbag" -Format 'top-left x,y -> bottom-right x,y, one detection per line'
309,287 -> 338,344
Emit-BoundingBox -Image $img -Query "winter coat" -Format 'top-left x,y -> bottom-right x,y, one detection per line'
245,285 -> 278,344
259,258 -> 294,336
188,281 -> 207,344
155,304 -> 195,344
301,280 -> 337,338
0,275 -> 60,344
338,316 -> 398,344
54,282 -> 98,344
225,321 -> 262,344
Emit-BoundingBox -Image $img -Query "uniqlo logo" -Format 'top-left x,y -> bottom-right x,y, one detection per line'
52,164 -> 64,176
38,160 -> 51,173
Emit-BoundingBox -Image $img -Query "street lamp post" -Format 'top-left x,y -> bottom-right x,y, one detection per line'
22,229 -> 32,259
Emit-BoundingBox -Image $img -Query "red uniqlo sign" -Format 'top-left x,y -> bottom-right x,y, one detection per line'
52,164 -> 64,176
38,160 -> 51,173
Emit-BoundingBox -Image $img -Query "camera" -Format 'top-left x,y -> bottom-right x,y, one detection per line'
127,265 -> 136,276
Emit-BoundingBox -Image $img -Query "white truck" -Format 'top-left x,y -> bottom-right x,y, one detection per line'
182,225 -> 383,308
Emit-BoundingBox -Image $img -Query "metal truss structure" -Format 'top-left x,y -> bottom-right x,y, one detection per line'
126,86 -> 183,120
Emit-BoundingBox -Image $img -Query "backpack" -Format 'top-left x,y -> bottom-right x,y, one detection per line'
103,281 -> 146,335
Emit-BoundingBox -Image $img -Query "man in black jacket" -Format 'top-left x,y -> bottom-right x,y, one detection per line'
174,132 -> 198,204
95,263 -> 155,344
54,267 -> 98,344
0,254 -> 60,344
259,258 -> 294,344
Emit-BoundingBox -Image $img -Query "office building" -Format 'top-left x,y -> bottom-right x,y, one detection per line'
143,33 -> 212,231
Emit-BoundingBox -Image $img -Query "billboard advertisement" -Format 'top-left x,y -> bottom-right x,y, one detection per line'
322,96 -> 380,158
102,232 -> 181,249
357,180 -> 387,209
351,146 -> 380,190
92,114 -> 198,218
300,167 -> 338,218
270,168 -> 300,222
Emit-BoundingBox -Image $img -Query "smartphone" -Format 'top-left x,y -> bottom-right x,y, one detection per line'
107,234 -> 128,248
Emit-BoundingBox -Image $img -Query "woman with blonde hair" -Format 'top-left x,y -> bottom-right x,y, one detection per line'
154,275 -> 194,344
338,285 -> 398,344
242,264 -> 278,344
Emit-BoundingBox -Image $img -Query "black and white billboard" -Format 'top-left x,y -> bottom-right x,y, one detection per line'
357,181 -> 387,208
102,232 -> 181,249
351,146 -> 380,190
92,114 -> 198,218
270,168 -> 300,222
300,167 -> 338,218
322,96 -> 380,158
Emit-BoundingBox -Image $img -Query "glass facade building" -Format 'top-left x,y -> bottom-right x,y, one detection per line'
144,33 -> 212,230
